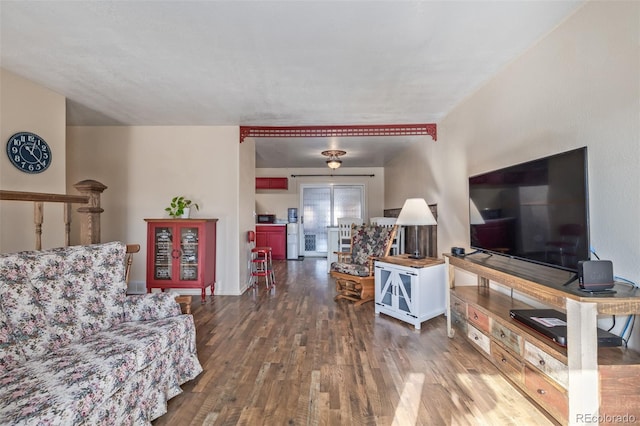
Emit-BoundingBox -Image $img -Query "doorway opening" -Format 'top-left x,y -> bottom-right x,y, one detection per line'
300,184 -> 365,257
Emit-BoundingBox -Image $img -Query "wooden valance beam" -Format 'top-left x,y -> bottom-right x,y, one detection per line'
239,123 -> 437,143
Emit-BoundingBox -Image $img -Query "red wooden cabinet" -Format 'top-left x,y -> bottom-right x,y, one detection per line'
255,225 -> 286,260
256,177 -> 288,190
255,178 -> 271,189
145,219 -> 218,302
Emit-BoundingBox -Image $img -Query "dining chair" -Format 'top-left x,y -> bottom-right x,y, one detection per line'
337,217 -> 363,252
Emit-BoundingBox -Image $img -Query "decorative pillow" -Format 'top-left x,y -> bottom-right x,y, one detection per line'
0,250 -> 53,360
64,242 -> 128,337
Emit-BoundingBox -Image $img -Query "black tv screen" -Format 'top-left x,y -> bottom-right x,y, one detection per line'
468,147 -> 589,272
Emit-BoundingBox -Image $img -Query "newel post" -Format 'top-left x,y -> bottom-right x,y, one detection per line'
73,179 -> 107,245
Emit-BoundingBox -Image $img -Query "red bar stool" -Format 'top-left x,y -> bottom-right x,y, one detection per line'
248,231 -> 276,289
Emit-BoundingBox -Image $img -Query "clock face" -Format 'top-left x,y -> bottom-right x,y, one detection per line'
6,132 -> 52,174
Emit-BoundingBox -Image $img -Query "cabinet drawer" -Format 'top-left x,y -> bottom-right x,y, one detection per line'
467,324 -> 490,354
523,341 -> 568,389
450,294 -> 466,317
451,309 -> 467,334
490,341 -> 523,384
467,304 -> 489,332
491,321 -> 522,356
524,366 -> 568,424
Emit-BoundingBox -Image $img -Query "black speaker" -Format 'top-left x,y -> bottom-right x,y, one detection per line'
578,260 -> 614,291
451,247 -> 465,256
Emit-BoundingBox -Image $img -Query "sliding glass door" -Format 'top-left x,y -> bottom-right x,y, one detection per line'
301,184 -> 364,256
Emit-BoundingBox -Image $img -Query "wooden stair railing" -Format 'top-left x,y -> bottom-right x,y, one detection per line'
2,183 -> 194,315
0,179 -> 107,249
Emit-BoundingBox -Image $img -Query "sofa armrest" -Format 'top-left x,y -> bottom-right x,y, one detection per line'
124,291 -> 183,322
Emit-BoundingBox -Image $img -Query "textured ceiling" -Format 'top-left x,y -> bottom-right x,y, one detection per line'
0,1 -> 583,168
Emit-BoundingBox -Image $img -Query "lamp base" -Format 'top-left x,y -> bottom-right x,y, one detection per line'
408,252 -> 425,260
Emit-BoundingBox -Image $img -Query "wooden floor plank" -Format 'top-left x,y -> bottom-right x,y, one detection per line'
153,258 -> 554,426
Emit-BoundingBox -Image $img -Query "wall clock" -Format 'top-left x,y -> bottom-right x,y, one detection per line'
6,131 -> 52,174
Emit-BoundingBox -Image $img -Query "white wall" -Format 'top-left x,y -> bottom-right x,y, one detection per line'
0,69 -> 67,251
386,1 -> 640,348
384,137 -> 443,213
66,125 -> 247,295
255,166 -> 385,222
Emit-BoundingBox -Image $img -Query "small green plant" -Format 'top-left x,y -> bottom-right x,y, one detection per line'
165,196 -> 199,218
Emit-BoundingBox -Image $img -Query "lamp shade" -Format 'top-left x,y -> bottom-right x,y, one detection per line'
396,198 -> 437,226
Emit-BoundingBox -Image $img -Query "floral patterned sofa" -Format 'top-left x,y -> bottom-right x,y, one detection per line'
0,241 -> 203,425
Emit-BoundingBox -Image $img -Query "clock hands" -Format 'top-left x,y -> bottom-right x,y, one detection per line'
24,144 -> 46,167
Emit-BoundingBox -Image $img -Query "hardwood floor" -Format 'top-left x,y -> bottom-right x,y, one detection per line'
153,258 -> 555,426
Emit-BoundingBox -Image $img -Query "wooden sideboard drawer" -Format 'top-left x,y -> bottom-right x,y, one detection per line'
523,341 -> 568,389
524,366 -> 568,424
491,341 -> 523,384
467,324 -> 490,355
451,309 -> 467,334
451,294 -> 466,317
467,304 -> 489,332
491,321 -> 522,356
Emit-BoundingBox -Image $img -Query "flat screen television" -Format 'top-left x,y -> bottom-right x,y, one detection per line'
468,147 -> 589,272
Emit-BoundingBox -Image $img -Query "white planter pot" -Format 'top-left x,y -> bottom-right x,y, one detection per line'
181,207 -> 191,219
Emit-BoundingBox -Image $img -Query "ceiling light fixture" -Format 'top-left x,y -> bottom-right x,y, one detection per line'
321,150 -> 346,169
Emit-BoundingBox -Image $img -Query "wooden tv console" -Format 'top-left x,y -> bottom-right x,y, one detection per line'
444,253 -> 640,426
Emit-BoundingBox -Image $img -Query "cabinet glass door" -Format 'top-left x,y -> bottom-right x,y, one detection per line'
153,227 -> 173,280
397,273 -> 413,313
379,269 -> 394,306
180,227 -> 199,281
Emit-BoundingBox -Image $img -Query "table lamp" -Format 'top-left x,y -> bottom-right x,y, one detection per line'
396,198 -> 437,259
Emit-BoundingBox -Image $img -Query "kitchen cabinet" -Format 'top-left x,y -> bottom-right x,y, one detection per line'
255,225 -> 286,260
145,219 -> 217,302
256,177 -> 288,190
374,255 -> 446,329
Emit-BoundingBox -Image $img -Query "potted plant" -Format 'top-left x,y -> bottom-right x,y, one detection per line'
165,196 -> 199,219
